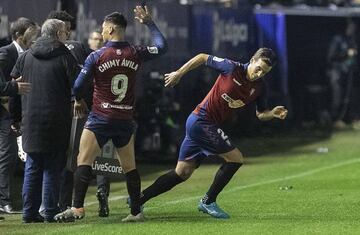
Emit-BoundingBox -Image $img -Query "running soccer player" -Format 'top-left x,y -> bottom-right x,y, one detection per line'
54,6 -> 167,222
135,48 -> 287,219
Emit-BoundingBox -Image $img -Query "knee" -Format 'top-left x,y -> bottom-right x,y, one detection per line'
77,153 -> 93,167
175,167 -> 194,181
224,149 -> 244,164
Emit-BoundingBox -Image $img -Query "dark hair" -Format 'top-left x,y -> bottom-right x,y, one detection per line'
10,17 -> 36,40
252,48 -> 277,67
104,12 -> 127,29
47,10 -> 74,23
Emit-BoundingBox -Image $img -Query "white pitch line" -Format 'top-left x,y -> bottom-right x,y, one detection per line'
226,157 -> 360,194
145,157 -> 360,210
84,157 -> 360,209
85,195 -> 128,206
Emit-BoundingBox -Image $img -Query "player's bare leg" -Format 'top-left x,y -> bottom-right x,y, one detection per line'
54,129 -> 101,222
114,135 -> 143,222
198,148 -> 243,219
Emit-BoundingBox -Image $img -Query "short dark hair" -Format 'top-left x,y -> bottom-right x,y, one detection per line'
252,48 -> 277,67
47,10 -> 74,23
10,17 -> 36,40
104,12 -> 127,29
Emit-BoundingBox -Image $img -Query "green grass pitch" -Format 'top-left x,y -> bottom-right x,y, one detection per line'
2,130 -> 360,235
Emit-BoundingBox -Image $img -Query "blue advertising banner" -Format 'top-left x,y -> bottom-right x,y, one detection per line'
190,6 -> 255,61
255,13 -> 288,97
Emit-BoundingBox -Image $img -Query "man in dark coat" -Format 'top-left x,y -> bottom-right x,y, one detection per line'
46,10 -> 91,213
0,17 -> 35,214
11,19 -> 79,223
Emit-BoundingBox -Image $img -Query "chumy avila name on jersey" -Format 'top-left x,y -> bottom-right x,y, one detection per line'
98,58 -> 139,72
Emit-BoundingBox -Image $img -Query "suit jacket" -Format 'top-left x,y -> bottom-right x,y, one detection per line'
0,43 -> 18,81
0,43 -> 20,120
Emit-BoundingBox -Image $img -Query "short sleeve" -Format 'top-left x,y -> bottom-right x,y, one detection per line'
205,55 -> 237,75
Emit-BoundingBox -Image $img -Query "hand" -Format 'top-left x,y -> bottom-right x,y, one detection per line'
134,5 -> 152,24
74,99 -> 89,118
271,106 -> 288,120
11,122 -> 22,137
15,77 -> 31,95
17,82 -> 31,95
164,71 -> 182,87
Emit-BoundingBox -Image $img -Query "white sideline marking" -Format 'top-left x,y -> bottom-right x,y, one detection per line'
85,195 -> 128,206
149,157 -> 360,208
85,158 -> 360,209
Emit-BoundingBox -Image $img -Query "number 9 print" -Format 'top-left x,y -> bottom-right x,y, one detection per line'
111,74 -> 129,103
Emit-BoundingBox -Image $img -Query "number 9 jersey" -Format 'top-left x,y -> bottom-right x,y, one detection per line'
74,41 -> 166,120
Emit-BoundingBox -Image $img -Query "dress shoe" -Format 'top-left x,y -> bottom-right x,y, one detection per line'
22,214 -> 44,223
0,204 -> 22,214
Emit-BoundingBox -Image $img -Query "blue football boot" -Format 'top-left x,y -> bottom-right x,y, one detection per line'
198,200 -> 230,219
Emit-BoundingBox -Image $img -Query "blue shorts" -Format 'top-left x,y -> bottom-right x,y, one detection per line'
178,113 -> 235,164
84,112 -> 136,148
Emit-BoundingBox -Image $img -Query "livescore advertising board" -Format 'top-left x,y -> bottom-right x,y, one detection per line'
68,117 -> 124,179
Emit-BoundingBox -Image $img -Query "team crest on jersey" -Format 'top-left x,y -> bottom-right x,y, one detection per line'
147,46 -> 159,54
116,49 -> 122,55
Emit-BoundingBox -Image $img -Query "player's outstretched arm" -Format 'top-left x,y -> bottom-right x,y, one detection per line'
256,106 -> 288,121
164,53 -> 209,87
134,5 -> 167,56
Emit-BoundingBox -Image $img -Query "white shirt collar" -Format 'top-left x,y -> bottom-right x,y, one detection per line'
13,41 -> 25,55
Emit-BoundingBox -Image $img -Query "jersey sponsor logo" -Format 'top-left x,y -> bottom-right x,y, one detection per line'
98,59 -> 138,72
147,46 -> 159,54
217,128 -> 231,146
221,93 -> 245,109
232,78 -> 242,86
213,56 -> 224,62
101,102 -> 133,110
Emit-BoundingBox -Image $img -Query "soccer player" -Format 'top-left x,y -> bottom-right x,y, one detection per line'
54,6 -> 167,222
136,48 -> 288,219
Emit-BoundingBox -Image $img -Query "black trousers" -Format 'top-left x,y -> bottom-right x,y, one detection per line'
96,175 -> 110,196
0,114 -> 18,206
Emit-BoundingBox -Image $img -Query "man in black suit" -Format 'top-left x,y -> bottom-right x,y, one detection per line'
0,17 -> 35,214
